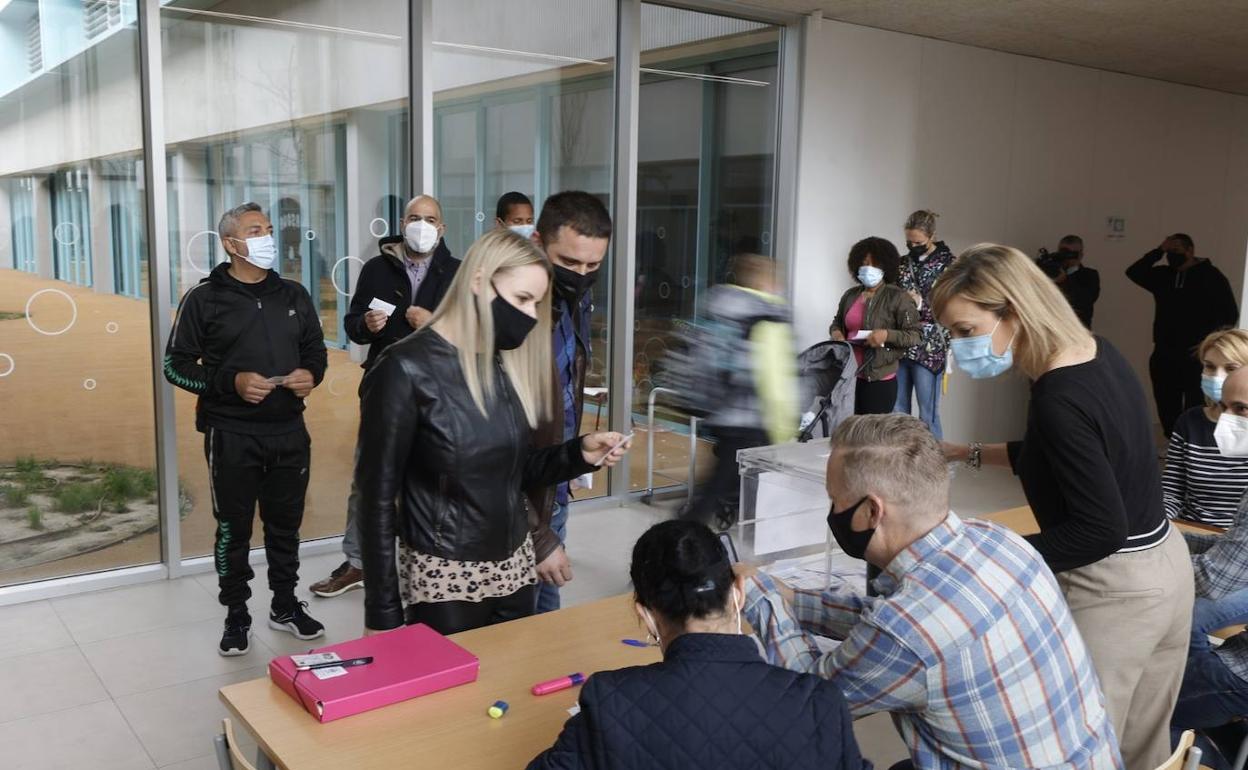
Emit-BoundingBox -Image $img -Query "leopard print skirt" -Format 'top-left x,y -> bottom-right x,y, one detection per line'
397,534 -> 537,605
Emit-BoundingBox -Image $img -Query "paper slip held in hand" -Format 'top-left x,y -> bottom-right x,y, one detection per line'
851,330 -> 872,341
369,297 -> 398,317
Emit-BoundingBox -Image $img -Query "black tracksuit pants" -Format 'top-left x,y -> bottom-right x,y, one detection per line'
1149,348 -> 1204,437
204,426 -> 311,610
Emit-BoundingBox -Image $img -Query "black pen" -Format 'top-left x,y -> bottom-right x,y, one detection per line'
296,656 -> 374,671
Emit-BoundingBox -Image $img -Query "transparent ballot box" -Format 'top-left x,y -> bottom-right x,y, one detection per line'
734,441 -> 867,593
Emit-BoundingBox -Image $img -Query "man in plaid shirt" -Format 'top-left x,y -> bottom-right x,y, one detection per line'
741,414 -> 1121,770
1172,367 -> 1248,767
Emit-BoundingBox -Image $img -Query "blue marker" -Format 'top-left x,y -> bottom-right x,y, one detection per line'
621,639 -> 653,648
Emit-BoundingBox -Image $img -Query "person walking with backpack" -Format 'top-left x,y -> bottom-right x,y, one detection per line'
682,254 -> 798,529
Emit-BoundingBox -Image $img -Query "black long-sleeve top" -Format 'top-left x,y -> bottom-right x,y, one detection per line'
1126,249 -> 1238,351
1007,337 -> 1168,573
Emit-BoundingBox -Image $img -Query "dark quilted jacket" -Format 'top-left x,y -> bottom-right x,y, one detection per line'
527,633 -> 871,770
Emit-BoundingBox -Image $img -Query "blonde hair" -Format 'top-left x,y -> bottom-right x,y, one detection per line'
930,243 -> 1092,379
904,210 -> 939,237
1199,328 -> 1248,368
425,228 -> 553,427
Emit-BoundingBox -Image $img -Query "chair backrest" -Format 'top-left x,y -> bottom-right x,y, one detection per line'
222,718 -> 258,770
1156,730 -> 1202,770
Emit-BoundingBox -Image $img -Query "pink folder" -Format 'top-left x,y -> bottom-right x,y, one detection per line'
269,623 -> 479,722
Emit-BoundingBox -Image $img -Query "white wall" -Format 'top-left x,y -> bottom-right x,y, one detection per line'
791,20 -> 1248,441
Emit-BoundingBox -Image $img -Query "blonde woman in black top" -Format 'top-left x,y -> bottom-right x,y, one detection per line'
932,243 -> 1192,770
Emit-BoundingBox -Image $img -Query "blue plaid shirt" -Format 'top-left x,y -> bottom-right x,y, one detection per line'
744,513 -> 1122,770
553,296 -> 589,505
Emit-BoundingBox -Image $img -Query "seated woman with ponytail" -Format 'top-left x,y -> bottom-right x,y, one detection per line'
527,520 -> 868,770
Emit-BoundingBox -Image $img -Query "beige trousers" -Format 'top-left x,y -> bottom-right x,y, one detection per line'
1057,529 -> 1194,770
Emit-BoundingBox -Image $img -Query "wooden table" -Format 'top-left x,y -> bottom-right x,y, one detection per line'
222,507 -> 1227,769
220,594 -> 658,770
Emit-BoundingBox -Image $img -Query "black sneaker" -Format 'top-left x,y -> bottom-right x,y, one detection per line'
269,600 -> 325,640
219,607 -> 251,657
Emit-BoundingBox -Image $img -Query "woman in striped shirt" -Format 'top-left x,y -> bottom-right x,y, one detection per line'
1163,328 -> 1248,528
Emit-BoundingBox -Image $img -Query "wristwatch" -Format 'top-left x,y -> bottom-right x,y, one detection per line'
966,442 -> 982,470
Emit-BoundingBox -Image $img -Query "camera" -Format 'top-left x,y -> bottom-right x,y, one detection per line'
1036,247 -> 1078,279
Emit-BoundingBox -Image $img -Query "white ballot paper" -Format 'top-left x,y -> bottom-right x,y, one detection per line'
368,297 -> 398,317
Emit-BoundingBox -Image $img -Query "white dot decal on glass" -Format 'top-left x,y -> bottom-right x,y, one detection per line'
475,211 -> 486,223
184,230 -> 220,275
656,226 -> 666,240
53,221 -> 80,246
25,289 -> 79,336
83,378 -> 97,391
761,231 -> 771,246
304,230 -> 316,241
105,322 -> 119,334
0,353 -> 13,377
658,282 -> 671,299
369,218 -> 389,238
681,276 -> 691,289
326,373 -> 347,397
330,256 -> 367,297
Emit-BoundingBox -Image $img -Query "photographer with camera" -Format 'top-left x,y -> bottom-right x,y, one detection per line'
1038,235 -> 1099,329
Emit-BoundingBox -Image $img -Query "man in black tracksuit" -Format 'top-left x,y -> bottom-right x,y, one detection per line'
164,202 -> 328,656
1127,232 -> 1239,436
308,194 -> 460,598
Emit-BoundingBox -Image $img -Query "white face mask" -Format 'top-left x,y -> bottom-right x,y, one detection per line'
1214,413 -> 1248,457
508,224 -> 536,240
404,220 -> 439,254
232,234 -> 276,271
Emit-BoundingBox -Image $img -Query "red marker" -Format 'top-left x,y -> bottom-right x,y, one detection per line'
532,673 -> 586,696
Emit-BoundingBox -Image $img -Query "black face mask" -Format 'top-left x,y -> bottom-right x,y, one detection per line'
905,242 -> 926,255
490,289 -> 537,351
552,263 -> 597,304
826,497 -> 875,561
1165,250 -> 1186,268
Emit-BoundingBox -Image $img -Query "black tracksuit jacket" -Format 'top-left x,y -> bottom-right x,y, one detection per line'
164,263 -> 327,434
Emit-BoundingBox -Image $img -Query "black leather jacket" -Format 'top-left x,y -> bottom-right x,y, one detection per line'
356,329 -> 596,630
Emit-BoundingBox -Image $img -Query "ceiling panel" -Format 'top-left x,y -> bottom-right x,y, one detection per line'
747,0 -> 1248,95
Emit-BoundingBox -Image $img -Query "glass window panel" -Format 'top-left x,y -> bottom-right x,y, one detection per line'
633,6 -> 782,492
436,108 -> 478,256
160,0 -> 409,558
484,98 -> 536,213
0,2 -> 159,586
433,0 -> 615,499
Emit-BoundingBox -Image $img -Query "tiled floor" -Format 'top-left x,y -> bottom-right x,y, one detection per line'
0,467 -> 1026,770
